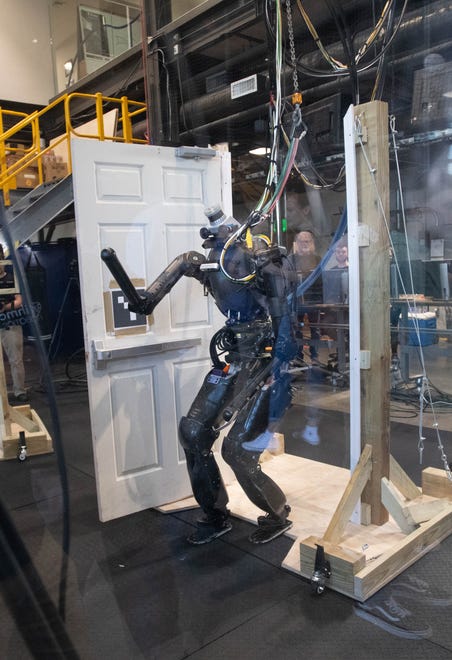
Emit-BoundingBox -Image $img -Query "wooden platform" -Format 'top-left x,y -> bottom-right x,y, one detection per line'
158,452 -> 452,602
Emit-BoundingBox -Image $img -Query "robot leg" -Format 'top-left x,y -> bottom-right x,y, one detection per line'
222,384 -> 292,544
179,368 -> 236,544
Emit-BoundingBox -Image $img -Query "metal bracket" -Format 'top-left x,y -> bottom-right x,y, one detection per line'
92,337 -> 202,369
175,146 -> 217,159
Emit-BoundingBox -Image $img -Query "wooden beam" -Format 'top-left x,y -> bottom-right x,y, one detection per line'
381,477 -> 417,534
389,454 -> 421,500
354,504 -> 452,601
323,444 -> 373,544
354,100 -> 391,525
422,467 -> 452,500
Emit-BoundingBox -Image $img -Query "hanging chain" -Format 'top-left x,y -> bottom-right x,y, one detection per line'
285,0 -> 299,95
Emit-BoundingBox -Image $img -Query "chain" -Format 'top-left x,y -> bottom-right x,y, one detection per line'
285,0 -> 299,94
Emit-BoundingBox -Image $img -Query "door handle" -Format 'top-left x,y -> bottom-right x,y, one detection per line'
92,337 -> 202,369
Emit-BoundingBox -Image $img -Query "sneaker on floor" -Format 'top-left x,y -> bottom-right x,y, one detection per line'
392,575 -> 452,606
300,425 -> 320,446
242,430 -> 280,453
354,594 -> 432,639
187,520 -> 232,545
292,427 -> 320,445
288,357 -> 308,371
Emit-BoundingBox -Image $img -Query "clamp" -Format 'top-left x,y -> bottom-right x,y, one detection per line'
311,543 -> 331,595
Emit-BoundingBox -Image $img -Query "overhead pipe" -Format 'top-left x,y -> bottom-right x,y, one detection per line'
179,0 -> 452,129
179,35 -> 452,145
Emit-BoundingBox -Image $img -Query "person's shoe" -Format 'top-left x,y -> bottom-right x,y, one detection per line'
287,357 -> 308,374
187,519 -> 232,545
354,594 -> 432,639
392,575 -> 452,606
293,424 -> 320,446
302,425 -> 320,445
249,507 -> 293,544
10,392 -> 29,403
242,430 -> 280,453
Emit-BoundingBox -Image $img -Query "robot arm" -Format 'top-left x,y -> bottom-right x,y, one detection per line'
101,248 -> 206,316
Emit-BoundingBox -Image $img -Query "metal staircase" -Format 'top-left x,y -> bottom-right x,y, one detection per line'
3,175 -> 74,245
0,92 -> 146,246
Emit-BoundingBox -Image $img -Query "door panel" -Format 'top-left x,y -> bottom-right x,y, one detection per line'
71,138 -> 231,521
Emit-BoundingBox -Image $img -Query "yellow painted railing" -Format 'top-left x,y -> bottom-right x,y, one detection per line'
0,92 -> 147,205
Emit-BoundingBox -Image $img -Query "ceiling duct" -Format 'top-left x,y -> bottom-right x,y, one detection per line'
178,0 -> 452,139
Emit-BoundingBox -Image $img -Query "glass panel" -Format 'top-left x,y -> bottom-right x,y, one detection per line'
3,1 -> 452,656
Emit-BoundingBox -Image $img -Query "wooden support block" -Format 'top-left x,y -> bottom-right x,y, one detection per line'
404,495 -> 450,525
9,405 -> 40,433
354,504 -> 452,601
2,431 -> 51,460
300,535 -> 366,598
360,503 -> 372,526
422,467 -> 452,501
389,454 -> 421,501
0,404 -> 52,461
381,477 -> 417,534
260,433 -> 284,462
323,444 -> 372,544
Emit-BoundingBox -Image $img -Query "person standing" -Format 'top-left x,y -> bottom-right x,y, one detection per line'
0,250 -> 28,403
288,227 -> 323,362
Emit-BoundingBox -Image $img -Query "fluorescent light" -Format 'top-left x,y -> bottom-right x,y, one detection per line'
249,147 -> 270,156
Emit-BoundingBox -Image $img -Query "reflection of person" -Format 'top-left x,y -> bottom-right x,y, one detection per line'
102,206 -> 297,546
0,251 -> 28,403
288,227 -> 322,362
323,237 -> 349,341
333,239 -> 349,270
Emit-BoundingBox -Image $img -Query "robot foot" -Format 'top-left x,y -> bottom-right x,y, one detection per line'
187,519 -> 232,545
248,513 -> 293,545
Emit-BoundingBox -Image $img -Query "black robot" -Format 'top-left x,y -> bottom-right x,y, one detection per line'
101,206 -> 297,545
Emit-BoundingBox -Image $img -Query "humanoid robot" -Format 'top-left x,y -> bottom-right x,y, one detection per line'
101,206 -> 297,545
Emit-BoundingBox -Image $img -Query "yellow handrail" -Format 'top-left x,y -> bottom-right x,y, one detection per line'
0,93 -> 147,206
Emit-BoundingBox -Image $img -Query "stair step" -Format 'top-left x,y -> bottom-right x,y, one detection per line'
2,175 -> 73,245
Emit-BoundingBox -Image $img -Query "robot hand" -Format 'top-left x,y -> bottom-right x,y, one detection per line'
101,248 -> 152,315
127,291 -> 156,316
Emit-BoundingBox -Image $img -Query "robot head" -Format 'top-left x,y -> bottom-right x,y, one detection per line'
201,205 -> 240,239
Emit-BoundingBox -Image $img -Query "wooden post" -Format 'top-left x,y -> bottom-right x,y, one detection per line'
354,101 -> 390,525
0,348 -> 12,441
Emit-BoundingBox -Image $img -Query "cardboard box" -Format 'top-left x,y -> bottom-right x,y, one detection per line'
15,166 -> 39,189
43,161 -> 68,183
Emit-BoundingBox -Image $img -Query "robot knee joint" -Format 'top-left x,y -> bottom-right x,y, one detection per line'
179,416 -> 217,454
179,416 -> 203,451
222,434 -> 255,472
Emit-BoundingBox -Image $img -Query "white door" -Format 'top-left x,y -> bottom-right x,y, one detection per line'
71,137 -> 231,521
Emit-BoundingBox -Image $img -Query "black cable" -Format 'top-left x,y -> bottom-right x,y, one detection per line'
0,202 -> 71,621
371,0 -> 396,100
293,0 -> 408,80
324,0 -> 359,103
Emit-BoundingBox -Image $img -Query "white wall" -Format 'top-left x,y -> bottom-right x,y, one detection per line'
0,0 -> 55,105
